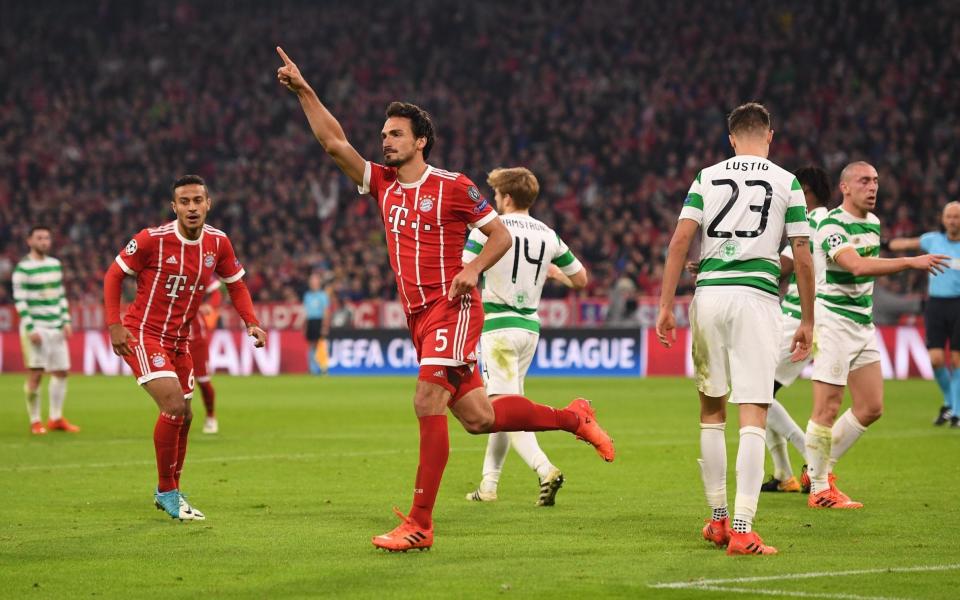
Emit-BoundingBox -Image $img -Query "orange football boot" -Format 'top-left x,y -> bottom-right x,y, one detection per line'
30,422 -> 47,435
727,531 -> 778,555
808,478 -> 863,509
702,517 -> 732,547
47,418 -> 80,433
565,398 -> 615,462
372,508 -> 433,552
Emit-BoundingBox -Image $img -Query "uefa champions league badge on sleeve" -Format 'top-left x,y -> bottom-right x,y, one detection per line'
125,239 -> 138,255
467,186 -> 482,202
473,199 -> 489,214
827,233 -> 845,249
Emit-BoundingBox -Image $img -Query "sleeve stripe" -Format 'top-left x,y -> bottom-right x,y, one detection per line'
115,256 -> 135,275
683,193 -> 704,210
785,206 -> 806,223
470,211 -> 498,230
357,161 -> 372,195
552,251 -> 576,267
221,268 -> 245,284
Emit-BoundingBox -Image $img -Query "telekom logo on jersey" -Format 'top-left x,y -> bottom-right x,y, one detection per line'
387,204 -> 433,234
165,274 -> 189,300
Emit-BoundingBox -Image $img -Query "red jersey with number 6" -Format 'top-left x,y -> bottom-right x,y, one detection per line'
359,162 -> 497,314
114,222 -> 245,352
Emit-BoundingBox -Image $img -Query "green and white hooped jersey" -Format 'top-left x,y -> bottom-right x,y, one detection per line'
463,214 -> 582,334
680,156 -> 809,296
814,207 -> 881,325
12,255 -> 71,331
780,205 -> 829,318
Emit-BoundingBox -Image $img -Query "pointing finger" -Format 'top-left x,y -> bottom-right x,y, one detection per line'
276,46 -> 293,66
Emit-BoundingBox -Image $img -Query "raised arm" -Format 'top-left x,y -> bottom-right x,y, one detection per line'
276,46 -> 366,185
833,248 -> 948,277
887,237 -> 921,252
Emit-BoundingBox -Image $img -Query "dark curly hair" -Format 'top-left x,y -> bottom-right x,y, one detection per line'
385,102 -> 436,159
172,174 -> 207,195
794,165 -> 832,207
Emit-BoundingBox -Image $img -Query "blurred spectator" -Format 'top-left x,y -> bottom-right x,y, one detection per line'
1,0 -> 957,309
873,279 -> 923,325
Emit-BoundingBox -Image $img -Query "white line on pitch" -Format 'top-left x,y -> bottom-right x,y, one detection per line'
650,563 -> 960,589
676,584 -> 908,600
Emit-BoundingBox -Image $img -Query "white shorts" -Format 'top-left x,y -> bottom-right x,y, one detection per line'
690,287 -> 781,404
774,313 -> 812,387
479,329 -> 538,395
20,326 -> 71,372
811,304 -> 880,386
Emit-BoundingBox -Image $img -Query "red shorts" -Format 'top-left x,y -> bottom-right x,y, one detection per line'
408,293 -> 484,402
123,338 -> 195,399
190,333 -> 210,381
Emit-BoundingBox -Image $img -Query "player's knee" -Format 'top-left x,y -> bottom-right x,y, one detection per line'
813,400 -> 841,424
462,412 -> 494,434
929,353 -> 945,369
162,395 -> 189,418
413,391 -> 448,416
860,405 -> 883,425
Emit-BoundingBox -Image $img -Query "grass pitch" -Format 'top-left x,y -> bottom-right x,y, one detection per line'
1,374 -> 958,599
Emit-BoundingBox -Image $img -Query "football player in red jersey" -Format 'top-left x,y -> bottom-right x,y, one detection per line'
277,47 -> 615,552
190,277 -> 222,434
103,175 -> 266,521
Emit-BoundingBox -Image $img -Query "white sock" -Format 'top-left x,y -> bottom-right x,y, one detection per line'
25,384 -> 41,423
480,431 -> 510,493
507,431 -> 554,480
827,409 -> 867,473
48,376 -> 67,421
767,400 -> 806,461
733,426 -> 766,533
698,423 -> 727,516
766,428 -> 792,480
805,420 -> 832,494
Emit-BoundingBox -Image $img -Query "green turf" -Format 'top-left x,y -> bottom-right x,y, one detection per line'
1,374 -> 958,599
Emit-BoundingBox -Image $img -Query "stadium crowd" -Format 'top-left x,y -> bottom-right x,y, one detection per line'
1,0 -> 957,317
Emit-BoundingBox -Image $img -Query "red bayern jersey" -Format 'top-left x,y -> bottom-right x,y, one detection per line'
359,162 -> 497,313
115,222 -> 244,352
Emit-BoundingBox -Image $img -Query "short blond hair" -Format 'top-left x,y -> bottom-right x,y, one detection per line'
486,167 -> 540,210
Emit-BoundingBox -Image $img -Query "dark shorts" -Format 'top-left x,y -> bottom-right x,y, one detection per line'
925,297 -> 960,350
305,318 -> 325,343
